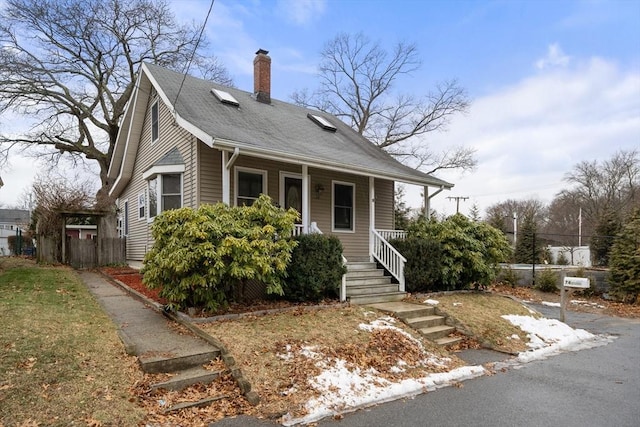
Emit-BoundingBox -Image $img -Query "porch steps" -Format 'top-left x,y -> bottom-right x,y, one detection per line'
346,262 -> 406,305
368,302 -> 463,347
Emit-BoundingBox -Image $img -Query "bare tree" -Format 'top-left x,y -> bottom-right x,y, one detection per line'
560,149 -> 640,232
0,0 -> 232,203
291,32 -> 475,174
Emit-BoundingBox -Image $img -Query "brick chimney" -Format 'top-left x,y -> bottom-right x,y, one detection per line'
253,49 -> 271,104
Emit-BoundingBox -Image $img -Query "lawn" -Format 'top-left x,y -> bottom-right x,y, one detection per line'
0,258 -> 145,426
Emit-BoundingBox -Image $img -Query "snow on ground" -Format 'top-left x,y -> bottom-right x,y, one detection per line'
282,313 -> 613,426
423,299 -> 439,305
541,301 -> 561,307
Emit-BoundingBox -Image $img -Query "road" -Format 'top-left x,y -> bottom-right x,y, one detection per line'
214,306 -> 640,427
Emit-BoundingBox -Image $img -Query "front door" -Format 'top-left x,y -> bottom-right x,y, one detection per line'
283,176 -> 303,221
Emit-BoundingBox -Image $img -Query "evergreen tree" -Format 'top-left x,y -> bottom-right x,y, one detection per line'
468,203 -> 481,222
608,210 -> 640,302
394,185 -> 412,230
591,209 -> 622,266
514,212 -> 541,264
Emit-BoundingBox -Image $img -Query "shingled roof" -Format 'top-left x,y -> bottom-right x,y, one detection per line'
109,61 -> 454,196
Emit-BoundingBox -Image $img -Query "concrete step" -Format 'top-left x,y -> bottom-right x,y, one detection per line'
419,325 -> 456,340
346,269 -> 385,278
150,366 -> 226,392
348,292 -> 406,305
434,336 -> 464,347
139,349 -> 221,374
346,262 -> 378,271
346,283 -> 399,296
404,315 -> 445,329
367,302 -> 435,319
345,276 -> 392,286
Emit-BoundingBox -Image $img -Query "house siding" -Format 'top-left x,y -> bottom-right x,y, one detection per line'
198,142 -> 223,204
118,92 -> 196,261
374,179 -> 394,230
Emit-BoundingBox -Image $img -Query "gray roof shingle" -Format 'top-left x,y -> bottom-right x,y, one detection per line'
143,63 -> 453,188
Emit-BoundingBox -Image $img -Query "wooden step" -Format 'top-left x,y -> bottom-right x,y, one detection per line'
404,315 -> 445,329
346,269 -> 385,278
346,262 -> 378,271
345,276 -> 392,286
150,367 -> 226,392
348,291 -> 406,305
419,325 -> 456,340
346,283 -> 399,296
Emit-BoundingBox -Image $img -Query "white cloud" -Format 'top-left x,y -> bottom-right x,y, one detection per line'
535,43 -> 571,70
407,54 -> 640,218
276,0 -> 327,26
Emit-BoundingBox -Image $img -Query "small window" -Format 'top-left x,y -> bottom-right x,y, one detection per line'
212,88 -> 240,106
236,168 -> 266,206
308,113 -> 337,132
138,191 -> 146,219
151,101 -> 159,142
147,174 -> 182,219
333,182 -> 355,232
123,200 -> 129,236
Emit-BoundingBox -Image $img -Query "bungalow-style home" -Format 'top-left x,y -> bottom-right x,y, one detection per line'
107,50 -> 453,303
0,209 -> 30,256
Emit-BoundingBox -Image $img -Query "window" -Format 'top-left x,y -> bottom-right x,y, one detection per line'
123,200 -> 129,236
151,101 -> 159,142
138,191 -> 146,219
147,173 -> 182,219
236,168 -> 267,206
333,182 -> 355,232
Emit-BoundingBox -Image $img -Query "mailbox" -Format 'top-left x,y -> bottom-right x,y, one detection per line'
563,276 -> 590,289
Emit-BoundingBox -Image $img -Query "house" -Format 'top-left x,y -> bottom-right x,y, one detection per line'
65,224 -> 98,240
107,50 -> 453,303
0,209 -> 30,256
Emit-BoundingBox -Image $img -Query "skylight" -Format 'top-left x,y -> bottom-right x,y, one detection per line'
211,88 -> 239,106
307,113 -> 337,132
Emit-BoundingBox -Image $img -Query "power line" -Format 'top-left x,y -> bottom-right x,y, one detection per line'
172,0 -> 216,108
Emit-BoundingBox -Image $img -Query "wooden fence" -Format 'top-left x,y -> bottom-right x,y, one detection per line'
37,236 -> 126,268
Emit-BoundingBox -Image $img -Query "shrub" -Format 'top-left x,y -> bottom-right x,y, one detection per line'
142,195 -> 298,312
608,209 -> 640,303
497,267 -> 521,288
283,234 -> 346,302
403,214 -> 512,291
390,237 -> 443,292
556,251 -> 569,265
535,269 -> 558,293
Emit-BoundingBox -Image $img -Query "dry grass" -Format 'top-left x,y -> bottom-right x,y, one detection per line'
199,305 -> 460,419
409,292 -> 537,354
0,257 -> 145,426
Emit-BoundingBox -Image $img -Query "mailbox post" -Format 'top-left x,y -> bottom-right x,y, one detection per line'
560,276 -> 590,322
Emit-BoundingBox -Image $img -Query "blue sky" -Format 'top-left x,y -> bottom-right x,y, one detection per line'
2,0 -> 639,217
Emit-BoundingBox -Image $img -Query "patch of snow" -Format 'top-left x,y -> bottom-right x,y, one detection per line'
453,302 -> 463,307
502,314 -> 614,363
282,363 -> 485,426
541,301 -> 561,307
423,299 -> 439,305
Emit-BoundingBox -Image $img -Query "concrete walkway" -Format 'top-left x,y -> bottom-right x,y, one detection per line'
79,271 -> 220,373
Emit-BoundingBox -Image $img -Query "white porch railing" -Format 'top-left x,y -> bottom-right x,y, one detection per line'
376,229 -> 407,241
293,224 -> 305,236
371,229 -> 406,292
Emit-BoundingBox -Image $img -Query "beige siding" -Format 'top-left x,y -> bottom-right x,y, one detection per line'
198,143 -> 223,204
374,179 -> 394,230
118,92 -> 197,261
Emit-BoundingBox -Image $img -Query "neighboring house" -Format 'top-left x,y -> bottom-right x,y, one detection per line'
107,50 -> 454,302
0,209 -> 30,256
65,224 -> 98,240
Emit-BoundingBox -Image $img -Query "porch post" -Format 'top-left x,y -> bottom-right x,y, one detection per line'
423,185 -> 430,220
369,176 -> 375,262
301,164 -> 309,233
222,151 -> 230,205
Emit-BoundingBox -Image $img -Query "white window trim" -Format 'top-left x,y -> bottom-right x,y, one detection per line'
146,173 -> 183,222
332,180 -> 356,233
123,199 -> 129,237
142,164 -> 185,180
234,166 -> 267,206
137,190 -> 146,220
151,100 -> 159,144
279,171 -> 303,209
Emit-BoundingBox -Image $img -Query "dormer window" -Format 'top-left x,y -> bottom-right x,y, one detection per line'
307,113 -> 337,132
211,88 -> 239,106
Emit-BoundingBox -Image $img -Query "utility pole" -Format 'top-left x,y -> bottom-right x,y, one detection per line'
447,196 -> 469,214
